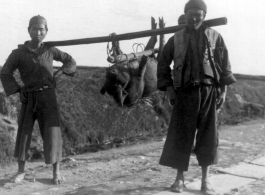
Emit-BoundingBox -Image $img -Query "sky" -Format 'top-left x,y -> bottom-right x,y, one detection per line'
0,0 -> 265,75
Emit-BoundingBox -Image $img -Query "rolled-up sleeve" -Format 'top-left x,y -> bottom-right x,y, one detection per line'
216,35 -> 236,87
51,47 -> 77,77
157,36 -> 175,91
0,51 -> 20,96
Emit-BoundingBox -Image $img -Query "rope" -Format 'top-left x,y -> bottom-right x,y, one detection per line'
106,32 -> 122,64
107,36 -> 147,64
106,33 -> 114,57
132,43 -> 145,53
129,53 -> 137,61
124,54 -> 128,61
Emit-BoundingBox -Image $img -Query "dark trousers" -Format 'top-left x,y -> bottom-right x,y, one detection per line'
159,84 -> 218,171
15,88 -> 62,164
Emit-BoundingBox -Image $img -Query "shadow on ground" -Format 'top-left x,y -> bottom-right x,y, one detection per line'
64,186 -> 167,195
36,178 -> 55,185
0,179 -> 11,187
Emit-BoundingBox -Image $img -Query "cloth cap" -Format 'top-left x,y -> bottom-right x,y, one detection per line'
29,15 -> 47,28
184,0 -> 207,14
178,14 -> 186,25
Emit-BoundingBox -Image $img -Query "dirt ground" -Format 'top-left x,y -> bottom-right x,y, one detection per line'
1,119 -> 265,195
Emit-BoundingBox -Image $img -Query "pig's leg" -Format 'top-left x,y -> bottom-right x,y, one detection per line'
138,55 -> 148,77
124,57 -> 147,105
100,84 -> 107,95
145,17 -> 157,51
107,33 -> 123,63
157,17 -> 166,61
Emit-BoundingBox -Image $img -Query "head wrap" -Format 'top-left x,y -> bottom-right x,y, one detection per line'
28,15 -> 47,29
184,0 -> 207,14
178,14 -> 186,25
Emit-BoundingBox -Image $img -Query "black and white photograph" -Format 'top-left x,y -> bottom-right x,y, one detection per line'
0,0 -> 265,195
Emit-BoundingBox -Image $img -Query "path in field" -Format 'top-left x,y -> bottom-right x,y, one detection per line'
0,120 -> 265,195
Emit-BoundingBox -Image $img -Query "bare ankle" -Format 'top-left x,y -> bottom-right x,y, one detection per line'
176,169 -> 184,181
202,178 -> 210,183
53,171 -> 60,177
176,176 -> 184,181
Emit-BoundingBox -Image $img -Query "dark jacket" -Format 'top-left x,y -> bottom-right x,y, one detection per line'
0,42 -> 76,96
157,26 -> 236,90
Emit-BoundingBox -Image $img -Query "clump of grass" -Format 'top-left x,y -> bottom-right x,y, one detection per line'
56,68 -> 169,155
0,128 -> 15,166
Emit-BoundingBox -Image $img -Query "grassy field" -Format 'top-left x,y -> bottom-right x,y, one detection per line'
0,66 -> 265,165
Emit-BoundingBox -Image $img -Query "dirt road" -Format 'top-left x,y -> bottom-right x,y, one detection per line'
1,119 -> 265,195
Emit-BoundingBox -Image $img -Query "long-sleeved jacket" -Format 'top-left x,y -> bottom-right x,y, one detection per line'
0,42 -> 76,96
157,26 -> 236,91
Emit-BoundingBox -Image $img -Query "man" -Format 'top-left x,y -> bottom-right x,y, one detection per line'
157,0 -> 236,194
178,14 -> 186,25
178,14 -> 200,154
0,15 -> 76,185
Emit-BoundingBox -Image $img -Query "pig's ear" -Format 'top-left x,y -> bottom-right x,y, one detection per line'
100,85 -> 106,95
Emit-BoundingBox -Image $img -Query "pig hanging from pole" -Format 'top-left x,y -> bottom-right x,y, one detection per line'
100,17 -> 166,107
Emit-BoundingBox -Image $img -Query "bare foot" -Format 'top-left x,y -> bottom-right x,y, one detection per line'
171,179 -> 185,193
53,174 -> 65,185
201,181 -> 216,195
11,172 -> 25,183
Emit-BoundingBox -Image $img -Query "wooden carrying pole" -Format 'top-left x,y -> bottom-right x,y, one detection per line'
45,17 -> 227,47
